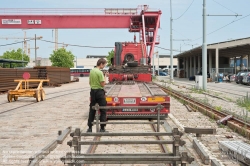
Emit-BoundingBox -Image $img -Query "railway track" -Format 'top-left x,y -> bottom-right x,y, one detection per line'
155,82 -> 250,139
61,118 -> 194,166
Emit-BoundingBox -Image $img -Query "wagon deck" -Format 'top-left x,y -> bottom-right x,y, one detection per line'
105,82 -> 167,97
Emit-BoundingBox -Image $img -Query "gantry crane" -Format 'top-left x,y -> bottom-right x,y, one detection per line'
0,5 -> 161,59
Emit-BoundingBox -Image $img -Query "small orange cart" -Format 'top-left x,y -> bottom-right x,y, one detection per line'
7,79 -> 49,102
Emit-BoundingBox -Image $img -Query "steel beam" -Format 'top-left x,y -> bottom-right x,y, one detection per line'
92,121 -> 164,125
81,132 -> 177,137
92,104 -> 164,110
61,152 -> 194,164
78,140 -> 175,145
184,127 -> 216,136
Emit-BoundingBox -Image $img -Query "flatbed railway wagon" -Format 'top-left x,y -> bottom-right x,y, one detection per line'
104,42 -> 170,119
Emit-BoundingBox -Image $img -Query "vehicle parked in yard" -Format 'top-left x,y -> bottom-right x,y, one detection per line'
229,74 -> 236,82
159,71 -> 168,76
235,72 -> 246,84
242,72 -> 250,85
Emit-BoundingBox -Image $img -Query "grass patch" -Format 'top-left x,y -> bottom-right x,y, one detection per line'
214,92 -> 219,97
215,106 -> 222,111
236,97 -> 250,112
224,96 -> 233,102
190,87 -> 209,94
218,124 -> 225,128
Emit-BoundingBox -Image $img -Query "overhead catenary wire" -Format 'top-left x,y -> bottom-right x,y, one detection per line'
155,46 -> 180,52
0,39 -> 32,47
182,12 -> 250,46
40,39 -> 114,48
174,0 -> 195,20
0,38 -> 182,54
212,0 -> 238,15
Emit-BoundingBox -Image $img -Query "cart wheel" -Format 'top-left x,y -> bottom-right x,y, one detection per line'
40,89 -> 45,101
35,90 -> 41,102
7,92 -> 13,102
14,96 -> 18,101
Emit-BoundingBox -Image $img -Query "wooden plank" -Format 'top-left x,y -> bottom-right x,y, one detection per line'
193,139 -> 210,165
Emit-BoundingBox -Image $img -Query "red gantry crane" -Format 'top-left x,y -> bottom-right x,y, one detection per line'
0,5 -> 161,59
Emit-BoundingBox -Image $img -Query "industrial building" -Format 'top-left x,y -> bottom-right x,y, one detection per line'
175,37 -> 250,81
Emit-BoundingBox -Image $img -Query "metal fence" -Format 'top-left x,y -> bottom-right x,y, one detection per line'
210,68 -> 234,82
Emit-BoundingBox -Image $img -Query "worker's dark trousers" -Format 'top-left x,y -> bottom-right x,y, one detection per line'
88,89 -> 107,129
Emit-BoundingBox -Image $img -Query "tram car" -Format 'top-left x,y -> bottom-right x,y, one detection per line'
104,41 -> 170,119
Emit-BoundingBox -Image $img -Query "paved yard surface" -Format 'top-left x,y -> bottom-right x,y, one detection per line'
0,77 -> 90,166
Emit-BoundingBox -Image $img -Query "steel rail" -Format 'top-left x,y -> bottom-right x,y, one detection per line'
155,82 -> 250,138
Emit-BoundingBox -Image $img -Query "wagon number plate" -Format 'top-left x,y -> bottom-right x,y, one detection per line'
123,98 -> 136,104
123,109 -> 138,112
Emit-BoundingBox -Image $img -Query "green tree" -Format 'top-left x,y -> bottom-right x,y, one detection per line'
1,48 -> 29,68
49,48 -> 74,68
106,49 -> 114,66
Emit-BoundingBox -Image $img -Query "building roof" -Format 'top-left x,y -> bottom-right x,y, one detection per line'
0,58 -> 28,63
175,37 -> 250,58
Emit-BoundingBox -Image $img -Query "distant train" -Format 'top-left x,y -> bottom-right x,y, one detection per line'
70,68 -> 91,77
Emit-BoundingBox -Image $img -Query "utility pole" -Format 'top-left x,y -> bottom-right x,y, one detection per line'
28,44 -> 39,59
170,0 -> 173,82
55,29 -> 58,50
202,0 -> 207,90
23,31 -> 27,54
22,41 -> 24,67
35,34 -> 37,66
75,56 -> 78,67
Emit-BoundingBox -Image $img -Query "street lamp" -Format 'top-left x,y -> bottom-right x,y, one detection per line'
74,56 -> 77,68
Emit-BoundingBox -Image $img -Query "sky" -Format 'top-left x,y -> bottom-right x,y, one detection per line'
0,0 -> 249,59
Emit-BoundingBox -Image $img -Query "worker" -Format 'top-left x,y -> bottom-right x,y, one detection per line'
87,58 -> 108,132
